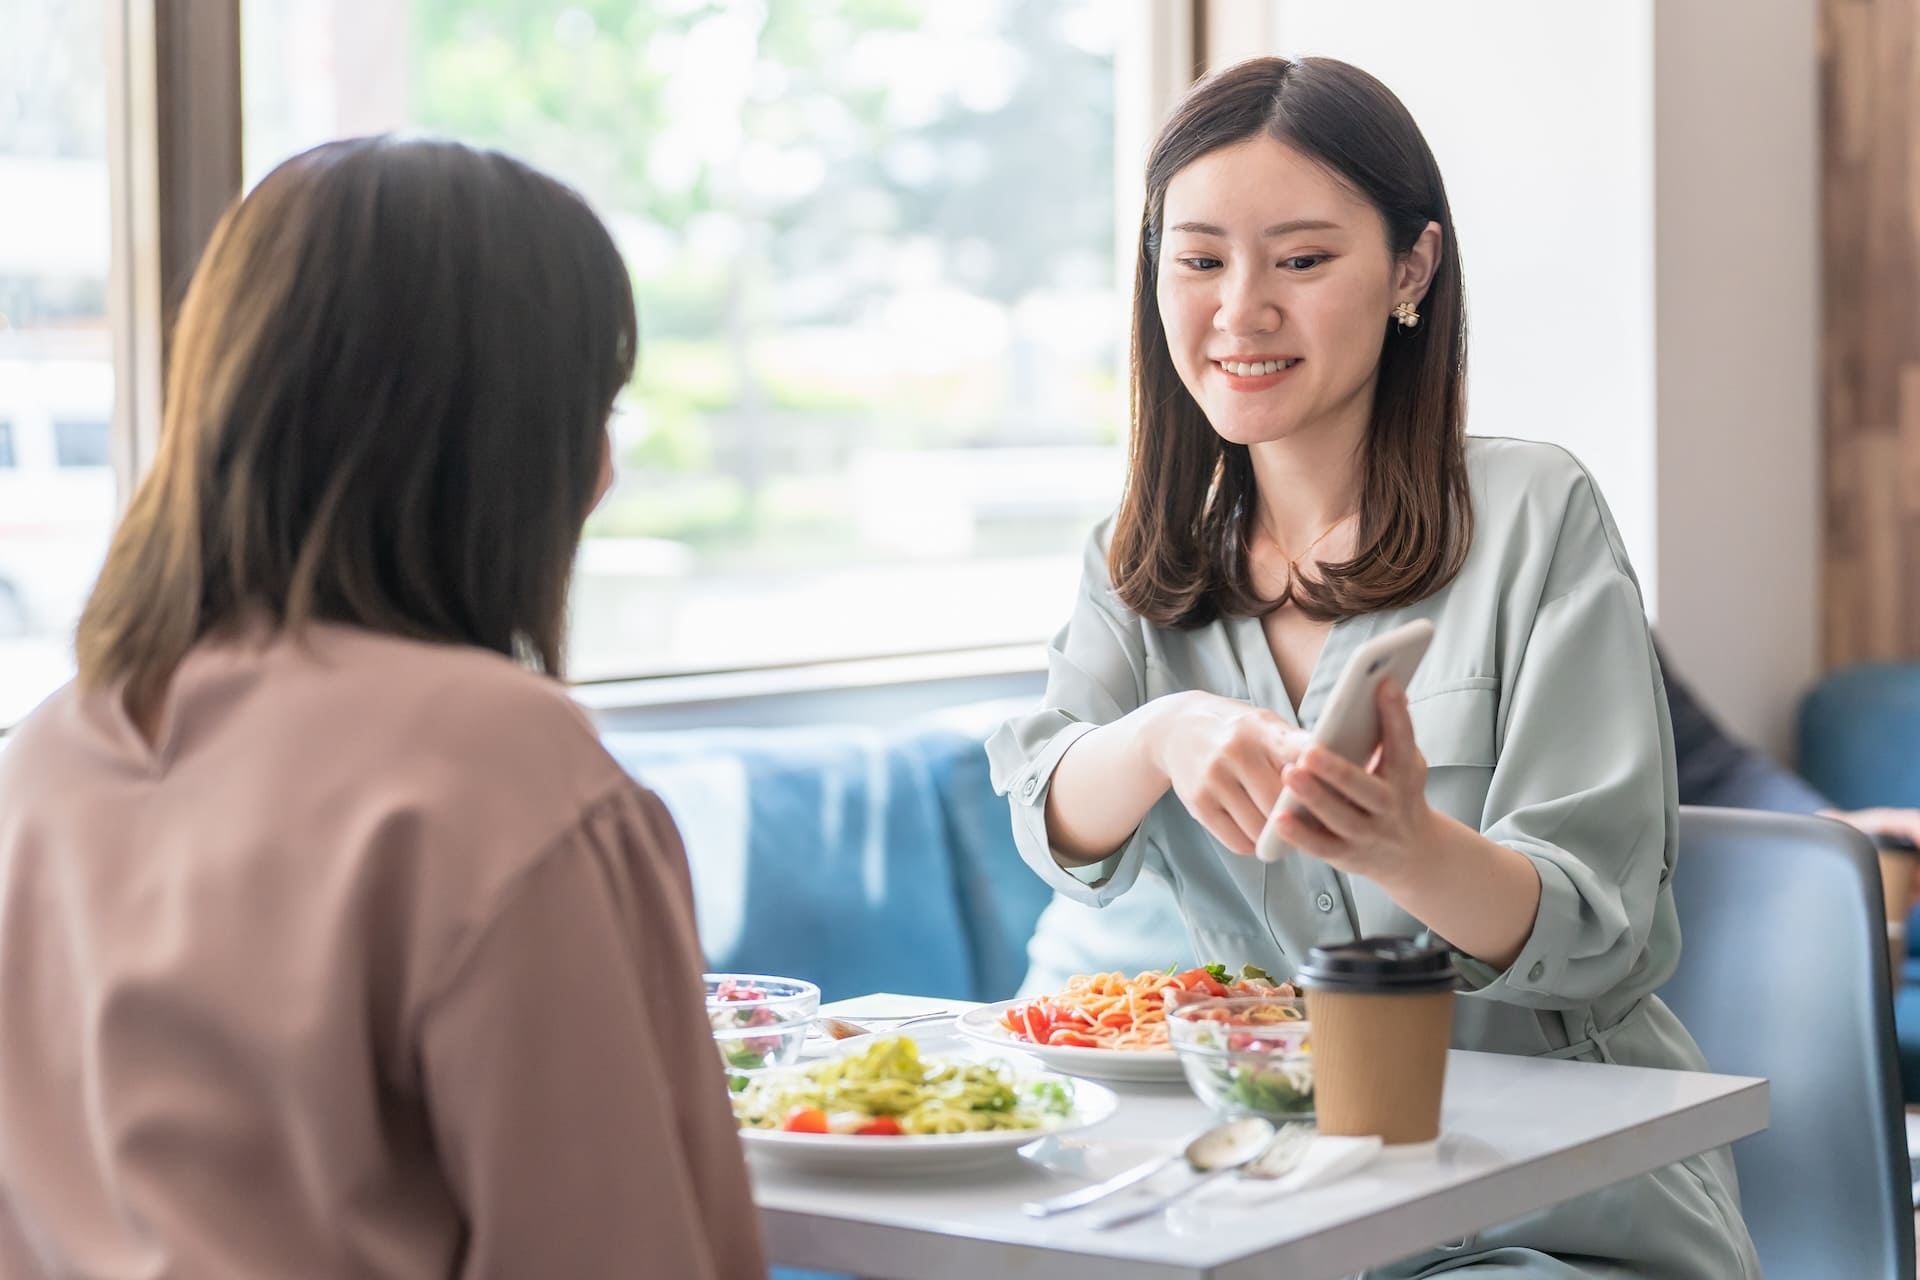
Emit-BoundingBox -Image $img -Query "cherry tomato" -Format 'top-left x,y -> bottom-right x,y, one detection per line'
854,1116 -> 904,1136
782,1107 -> 830,1134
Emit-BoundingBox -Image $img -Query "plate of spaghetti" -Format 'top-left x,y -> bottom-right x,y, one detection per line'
955,966 -> 1298,1082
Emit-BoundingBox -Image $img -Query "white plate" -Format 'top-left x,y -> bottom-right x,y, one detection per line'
954,1000 -> 1187,1082
739,1072 -> 1120,1175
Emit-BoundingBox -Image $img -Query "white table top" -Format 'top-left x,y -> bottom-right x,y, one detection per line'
750,995 -> 1768,1280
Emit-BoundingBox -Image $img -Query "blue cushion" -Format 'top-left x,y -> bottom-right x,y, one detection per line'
1798,664 -> 1920,810
897,725 -> 1052,1000
602,715 -> 1046,1004
605,724 -> 978,1002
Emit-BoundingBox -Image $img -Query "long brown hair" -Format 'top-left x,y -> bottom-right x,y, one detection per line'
1110,57 -> 1471,626
77,137 -> 637,706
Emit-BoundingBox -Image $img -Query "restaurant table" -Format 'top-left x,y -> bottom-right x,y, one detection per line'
748,994 -> 1768,1280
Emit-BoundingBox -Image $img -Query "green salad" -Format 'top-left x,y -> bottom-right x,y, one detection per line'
733,1036 -> 1077,1136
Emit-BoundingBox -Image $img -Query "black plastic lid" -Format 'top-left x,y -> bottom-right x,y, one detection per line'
1295,936 -> 1459,993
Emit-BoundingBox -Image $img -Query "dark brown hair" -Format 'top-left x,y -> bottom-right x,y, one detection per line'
1110,56 -> 1471,626
77,136 -> 637,705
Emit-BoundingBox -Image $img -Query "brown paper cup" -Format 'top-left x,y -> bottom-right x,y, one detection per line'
1303,987 -> 1453,1144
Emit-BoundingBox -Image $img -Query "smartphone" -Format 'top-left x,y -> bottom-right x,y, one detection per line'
1254,617 -> 1435,863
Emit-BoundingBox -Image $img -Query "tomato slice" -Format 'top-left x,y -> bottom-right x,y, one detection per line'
1002,1002 -> 1043,1043
854,1116 -> 904,1136
1048,1028 -> 1100,1048
1172,968 -> 1229,999
782,1107 -> 830,1134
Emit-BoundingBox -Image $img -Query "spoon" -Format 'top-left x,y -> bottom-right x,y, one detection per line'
1091,1118 -> 1284,1230
817,1011 -> 954,1041
1022,1116 -> 1274,1219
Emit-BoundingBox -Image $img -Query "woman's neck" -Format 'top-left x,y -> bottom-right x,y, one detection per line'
1246,410 -> 1368,551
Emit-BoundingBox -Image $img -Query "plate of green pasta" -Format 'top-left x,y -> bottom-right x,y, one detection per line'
731,1035 -> 1119,1173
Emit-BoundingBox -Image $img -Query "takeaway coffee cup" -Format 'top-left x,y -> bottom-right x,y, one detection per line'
1296,936 -> 1457,1144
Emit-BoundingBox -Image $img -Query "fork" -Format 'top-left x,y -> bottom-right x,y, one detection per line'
1239,1122 -> 1316,1182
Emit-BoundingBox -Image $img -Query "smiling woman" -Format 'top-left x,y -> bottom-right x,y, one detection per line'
987,56 -> 1762,1279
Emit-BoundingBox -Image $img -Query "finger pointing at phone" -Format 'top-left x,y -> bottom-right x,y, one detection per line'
1271,679 -> 1438,882
1151,692 -> 1312,855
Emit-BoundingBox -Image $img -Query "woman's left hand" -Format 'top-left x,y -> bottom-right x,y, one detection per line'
1269,678 -> 1437,889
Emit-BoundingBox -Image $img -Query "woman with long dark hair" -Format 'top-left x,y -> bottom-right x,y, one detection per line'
990,58 -> 1756,1276
0,137 -> 763,1278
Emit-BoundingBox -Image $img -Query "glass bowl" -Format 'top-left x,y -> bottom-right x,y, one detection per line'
705,973 -> 820,1072
1168,995 -> 1314,1125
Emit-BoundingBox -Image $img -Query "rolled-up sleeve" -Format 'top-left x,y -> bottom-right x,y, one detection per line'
986,527 -> 1156,907
1452,481 -> 1679,1010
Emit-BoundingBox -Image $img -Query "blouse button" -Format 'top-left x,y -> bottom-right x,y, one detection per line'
1528,961 -> 1546,982
1021,776 -> 1038,800
1315,892 -> 1335,913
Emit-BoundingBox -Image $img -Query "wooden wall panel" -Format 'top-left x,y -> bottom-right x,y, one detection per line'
1826,0 -> 1920,665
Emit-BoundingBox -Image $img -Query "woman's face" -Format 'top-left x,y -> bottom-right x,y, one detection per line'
1155,134 -> 1437,450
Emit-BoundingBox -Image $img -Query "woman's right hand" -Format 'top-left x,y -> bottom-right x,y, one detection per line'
1149,691 -> 1311,855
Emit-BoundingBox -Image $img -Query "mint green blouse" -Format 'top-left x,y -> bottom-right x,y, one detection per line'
988,436 -> 1759,1278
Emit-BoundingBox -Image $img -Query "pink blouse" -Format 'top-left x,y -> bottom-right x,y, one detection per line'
0,624 -> 765,1278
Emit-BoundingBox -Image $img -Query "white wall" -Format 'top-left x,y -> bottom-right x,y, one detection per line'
1208,0 -> 1820,753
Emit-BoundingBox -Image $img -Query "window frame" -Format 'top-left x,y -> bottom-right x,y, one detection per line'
107,0 -> 242,483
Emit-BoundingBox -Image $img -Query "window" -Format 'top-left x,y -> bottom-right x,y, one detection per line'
241,0 -> 1126,681
53,418 -> 110,468
0,1 -> 118,722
